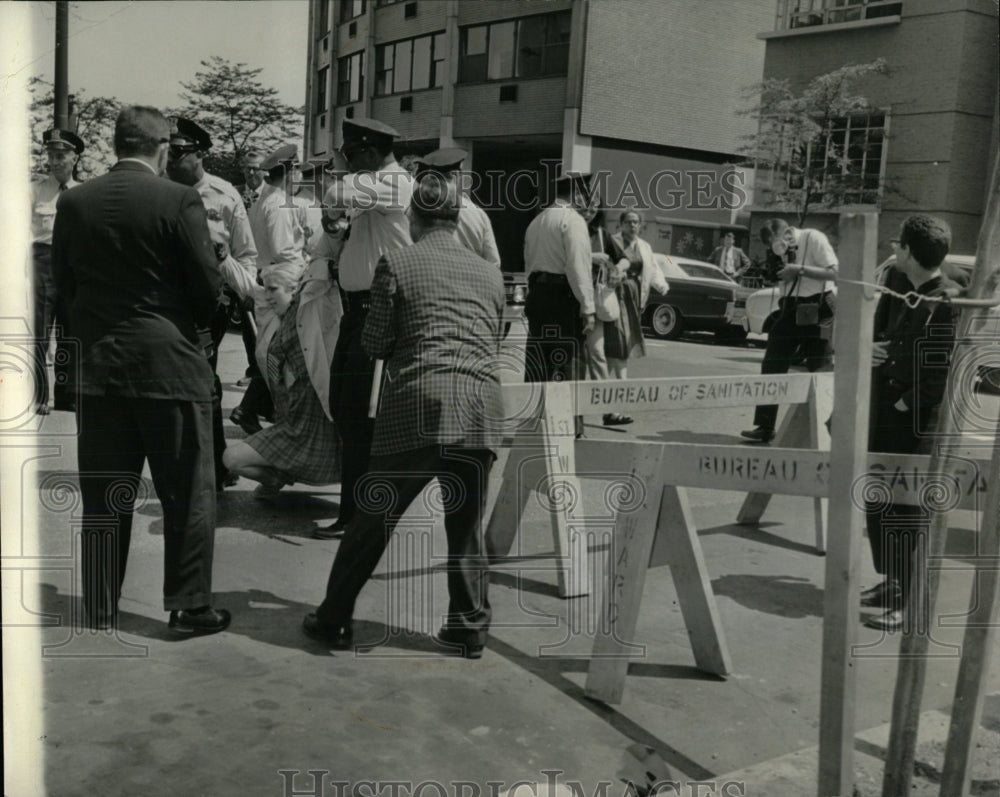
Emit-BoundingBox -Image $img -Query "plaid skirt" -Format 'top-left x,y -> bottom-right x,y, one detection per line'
246,303 -> 339,484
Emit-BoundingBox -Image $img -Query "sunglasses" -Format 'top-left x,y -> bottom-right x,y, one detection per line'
168,144 -> 199,158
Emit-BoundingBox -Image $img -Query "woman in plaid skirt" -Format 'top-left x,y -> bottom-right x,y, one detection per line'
223,260 -> 343,501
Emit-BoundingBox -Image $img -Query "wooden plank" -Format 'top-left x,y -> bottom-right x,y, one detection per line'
484,444 -> 548,561
540,382 -> 590,598
818,212 -> 879,797
660,485 -> 732,676
883,154 -> 1000,797
574,373 -> 815,414
736,380 -> 817,524
585,445 -> 666,704
808,377 -> 834,553
938,412 -> 1000,796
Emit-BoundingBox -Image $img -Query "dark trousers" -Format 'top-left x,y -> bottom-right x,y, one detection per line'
32,243 -> 75,410
524,277 -> 586,383
76,394 -> 216,620
317,445 -> 495,641
753,296 -> 831,430
864,378 -> 930,607
208,305 -> 232,485
329,306 -> 376,525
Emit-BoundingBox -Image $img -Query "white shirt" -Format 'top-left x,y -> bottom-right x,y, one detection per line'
31,174 -> 79,244
248,182 -> 309,273
782,227 -> 838,298
524,200 -> 594,315
455,201 -> 501,268
323,162 -> 414,292
192,172 -> 258,298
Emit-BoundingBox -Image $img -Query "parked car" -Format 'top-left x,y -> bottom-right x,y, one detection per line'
643,254 -> 756,340
740,254 -> 978,336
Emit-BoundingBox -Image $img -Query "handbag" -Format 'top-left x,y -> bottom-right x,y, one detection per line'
593,228 -> 620,323
595,263 -> 620,322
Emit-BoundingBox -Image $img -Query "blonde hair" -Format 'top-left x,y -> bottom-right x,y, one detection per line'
261,263 -> 302,292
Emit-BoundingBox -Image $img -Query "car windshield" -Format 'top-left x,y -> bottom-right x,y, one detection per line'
680,263 -> 734,282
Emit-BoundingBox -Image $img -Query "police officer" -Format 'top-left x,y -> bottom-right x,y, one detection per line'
166,117 -> 258,490
31,128 -> 84,414
313,118 -> 414,539
414,148 -> 501,268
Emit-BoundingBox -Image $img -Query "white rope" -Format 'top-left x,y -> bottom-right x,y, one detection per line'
837,278 -> 1000,309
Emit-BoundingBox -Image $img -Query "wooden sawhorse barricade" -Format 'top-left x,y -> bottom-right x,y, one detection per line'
485,373 -> 835,702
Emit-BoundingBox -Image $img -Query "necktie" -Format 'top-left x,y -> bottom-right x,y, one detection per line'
58,183 -> 67,192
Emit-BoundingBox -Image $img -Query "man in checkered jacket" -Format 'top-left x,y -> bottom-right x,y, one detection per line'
304,173 -> 506,659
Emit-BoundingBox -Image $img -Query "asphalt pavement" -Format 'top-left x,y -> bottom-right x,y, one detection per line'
5,324 -> 998,797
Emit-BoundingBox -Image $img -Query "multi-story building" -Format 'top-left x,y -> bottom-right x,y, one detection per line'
753,0 -> 998,259
304,0 -> 775,268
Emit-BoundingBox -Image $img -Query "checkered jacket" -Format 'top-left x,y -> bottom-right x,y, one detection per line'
362,228 -> 506,455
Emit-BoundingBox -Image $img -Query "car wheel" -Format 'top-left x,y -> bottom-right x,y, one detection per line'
650,304 -> 684,339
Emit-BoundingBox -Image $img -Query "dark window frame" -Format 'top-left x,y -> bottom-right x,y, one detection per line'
374,31 -> 446,96
316,65 -> 329,113
336,51 -> 365,105
458,10 -> 571,84
339,0 -> 366,24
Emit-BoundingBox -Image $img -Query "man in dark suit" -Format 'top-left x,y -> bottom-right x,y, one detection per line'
51,106 -> 230,635
303,173 -> 505,659
708,231 -> 751,279
861,214 -> 960,632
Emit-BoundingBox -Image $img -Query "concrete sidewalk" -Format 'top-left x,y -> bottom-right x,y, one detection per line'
6,332 -> 999,797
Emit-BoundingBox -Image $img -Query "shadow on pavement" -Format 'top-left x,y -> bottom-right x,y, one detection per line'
711,574 -> 824,619
699,521 -> 822,557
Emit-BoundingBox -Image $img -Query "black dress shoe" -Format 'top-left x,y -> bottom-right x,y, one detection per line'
168,607 -> 231,637
740,426 -> 775,443
603,413 -> 634,426
436,627 -> 485,660
229,407 -> 262,435
313,520 -> 348,540
302,613 -> 352,649
860,579 -> 901,609
865,608 -> 903,632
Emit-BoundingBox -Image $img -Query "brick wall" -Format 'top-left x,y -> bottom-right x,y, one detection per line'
580,0 -> 774,155
453,78 -> 567,137
371,90 -> 444,141
457,0 -> 572,26
374,0 -> 448,42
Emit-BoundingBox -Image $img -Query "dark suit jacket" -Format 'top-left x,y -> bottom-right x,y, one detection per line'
708,244 -> 751,275
52,160 -> 222,401
362,228 -> 506,456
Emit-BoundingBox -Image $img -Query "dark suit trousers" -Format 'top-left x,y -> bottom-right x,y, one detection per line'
317,445 -> 495,641
76,394 -> 216,618
329,307 -> 376,524
864,378 -> 928,607
32,243 -> 75,409
753,297 -> 831,431
524,277 -> 586,384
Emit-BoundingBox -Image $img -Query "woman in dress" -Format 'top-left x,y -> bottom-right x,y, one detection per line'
601,210 -> 669,423
223,259 -> 342,501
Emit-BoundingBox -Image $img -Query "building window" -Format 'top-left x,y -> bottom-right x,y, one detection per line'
775,0 -> 902,30
339,0 -> 366,23
459,11 -> 571,83
375,32 -> 445,95
317,0 -> 330,34
337,51 -> 364,104
765,111 -> 888,206
375,0 -> 403,5
316,66 -> 329,113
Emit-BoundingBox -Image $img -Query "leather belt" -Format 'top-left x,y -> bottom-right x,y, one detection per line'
529,271 -> 568,284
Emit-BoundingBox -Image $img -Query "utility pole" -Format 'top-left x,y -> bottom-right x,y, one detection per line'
54,0 -> 69,129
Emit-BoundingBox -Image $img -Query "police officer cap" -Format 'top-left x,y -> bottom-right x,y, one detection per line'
260,143 -> 299,174
342,118 -> 399,149
415,148 -> 467,173
43,128 -> 84,155
169,117 -> 212,150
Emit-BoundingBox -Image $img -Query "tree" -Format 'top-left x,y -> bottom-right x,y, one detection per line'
28,77 -> 123,180
173,56 -> 304,184
738,59 -> 890,226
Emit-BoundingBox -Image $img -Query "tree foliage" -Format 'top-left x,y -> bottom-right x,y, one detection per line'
28,77 -> 123,180
738,59 -> 890,225
173,56 -> 304,184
